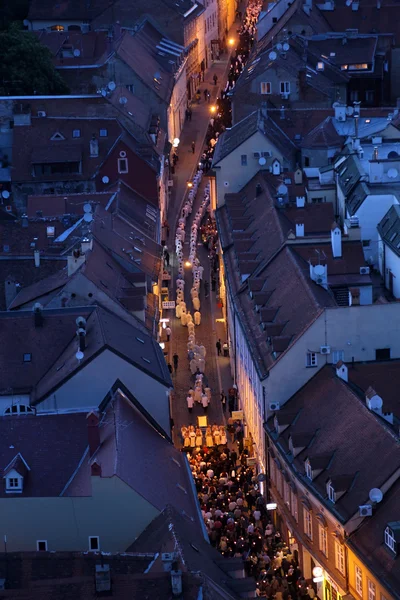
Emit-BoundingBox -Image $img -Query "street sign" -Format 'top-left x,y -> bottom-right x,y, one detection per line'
162,301 -> 176,309
246,457 -> 257,466
232,410 -> 244,420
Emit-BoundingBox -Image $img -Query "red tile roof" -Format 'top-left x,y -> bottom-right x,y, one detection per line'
347,359 -> 400,420
266,365 -> 400,522
0,412 -> 88,497
301,117 -> 344,148
12,117 -> 123,183
34,30 -> 110,67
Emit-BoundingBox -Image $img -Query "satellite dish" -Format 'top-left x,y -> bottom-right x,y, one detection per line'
388,168 -> 399,179
83,213 -> 93,223
282,42 -> 290,51
347,106 -> 354,116
108,81 -> 116,91
83,203 -> 92,213
276,43 -> 283,51
73,49 -> 81,57
1,190 -> 10,199
119,96 -> 128,105
314,264 -> 325,276
278,184 -> 288,195
269,51 -> 277,61
257,473 -> 267,482
369,488 -> 383,503
101,89 -> 107,97
76,350 -> 84,361
102,175 -> 110,184
259,157 -> 267,166
76,316 -> 87,327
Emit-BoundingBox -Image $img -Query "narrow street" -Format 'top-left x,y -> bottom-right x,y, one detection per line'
163,21 -> 242,446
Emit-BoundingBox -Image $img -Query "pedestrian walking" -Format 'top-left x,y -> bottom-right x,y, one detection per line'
173,352 -> 179,372
220,390 -> 227,411
164,250 -> 170,267
203,88 -> 209,101
216,339 -> 222,355
188,107 -> 192,121
207,91 -> 211,103
196,90 -> 201,103
187,394 -> 194,413
167,363 -> 173,374
213,74 -> 218,85
165,326 -> 171,341
204,280 -> 209,297
201,393 -> 209,413
191,141 -> 196,154
223,341 -> 229,357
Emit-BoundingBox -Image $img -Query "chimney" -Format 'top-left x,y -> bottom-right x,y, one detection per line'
335,360 -> 348,382
81,237 -> 93,254
68,248 -> 86,277
294,168 -> 303,184
365,387 -> 383,413
21,214 -> 28,228
373,146 -> 379,160
77,327 -> 86,351
296,195 -> 305,208
33,302 -> 43,327
331,223 -> 342,258
280,106 -> 285,120
171,569 -> 182,597
295,221 -> 304,237
90,135 -> 99,158
34,250 -> 40,268
261,101 -> 268,119
87,411 -> 100,456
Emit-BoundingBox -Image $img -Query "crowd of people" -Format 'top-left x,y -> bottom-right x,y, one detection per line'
186,441 -> 315,599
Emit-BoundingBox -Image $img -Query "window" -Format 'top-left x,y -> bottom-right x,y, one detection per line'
241,154 -> 248,166
332,350 -> 344,364
319,525 -> 328,556
126,84 -> 135,93
384,526 -> 396,552
280,81 -> 290,95
33,162 -> 80,176
291,491 -> 298,522
4,404 -> 34,415
23,353 -> 32,362
305,459 -> 313,480
327,482 -> 335,503
89,536 -> 100,551
317,61 -> 324,71
365,90 -> 375,104
46,226 -> 55,238
304,508 -> 312,539
306,352 -> 317,367
99,129 -> 108,137
349,63 -> 369,70
260,81 -> 271,94
37,540 -> 48,551
72,129 -> 81,138
375,348 -> 391,361
350,90 -> 360,102
368,580 -> 376,600
5,476 -> 23,492
355,565 -> 363,596
284,480 -> 290,507
269,457 -> 276,484
335,542 -> 345,575
304,156 -> 310,167
118,158 -> 128,173
362,239 -> 371,247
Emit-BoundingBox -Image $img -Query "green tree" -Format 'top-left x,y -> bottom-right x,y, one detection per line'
0,27 -> 70,95
0,0 -> 30,30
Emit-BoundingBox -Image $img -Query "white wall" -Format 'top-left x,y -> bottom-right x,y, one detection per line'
256,0 -> 288,41
265,303 -> 400,409
36,349 -> 171,435
199,0 -> 219,67
168,63 -> 188,142
382,244 -> 400,298
215,130 -> 285,206
355,194 -> 399,265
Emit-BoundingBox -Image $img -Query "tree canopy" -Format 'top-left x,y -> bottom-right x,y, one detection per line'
0,27 -> 70,95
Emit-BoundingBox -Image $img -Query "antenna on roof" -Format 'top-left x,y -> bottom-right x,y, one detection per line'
119,96 -> 128,105
73,49 -> 81,57
108,81 -> 116,91
102,176 -> 109,184
1,190 -> 10,200
76,350 -> 84,363
269,51 -> 277,61
83,203 -> 92,213
282,42 -> 290,52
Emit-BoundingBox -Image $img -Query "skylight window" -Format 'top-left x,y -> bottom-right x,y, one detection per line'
384,526 -> 397,553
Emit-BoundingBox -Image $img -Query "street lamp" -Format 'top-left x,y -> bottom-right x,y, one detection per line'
185,260 -> 191,267
229,38 -> 235,46
173,137 -> 180,147
210,105 -> 217,113
187,181 -> 193,188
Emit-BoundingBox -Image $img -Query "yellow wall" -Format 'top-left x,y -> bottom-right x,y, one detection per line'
347,545 -> 394,600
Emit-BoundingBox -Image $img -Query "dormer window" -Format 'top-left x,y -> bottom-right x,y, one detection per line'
305,459 -> 313,480
6,476 -> 23,492
384,526 -> 397,554
327,481 -> 336,503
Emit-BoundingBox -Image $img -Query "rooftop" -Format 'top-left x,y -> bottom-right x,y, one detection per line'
266,365 -> 400,523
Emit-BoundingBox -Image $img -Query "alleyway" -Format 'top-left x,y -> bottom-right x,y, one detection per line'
163,21 -> 242,445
